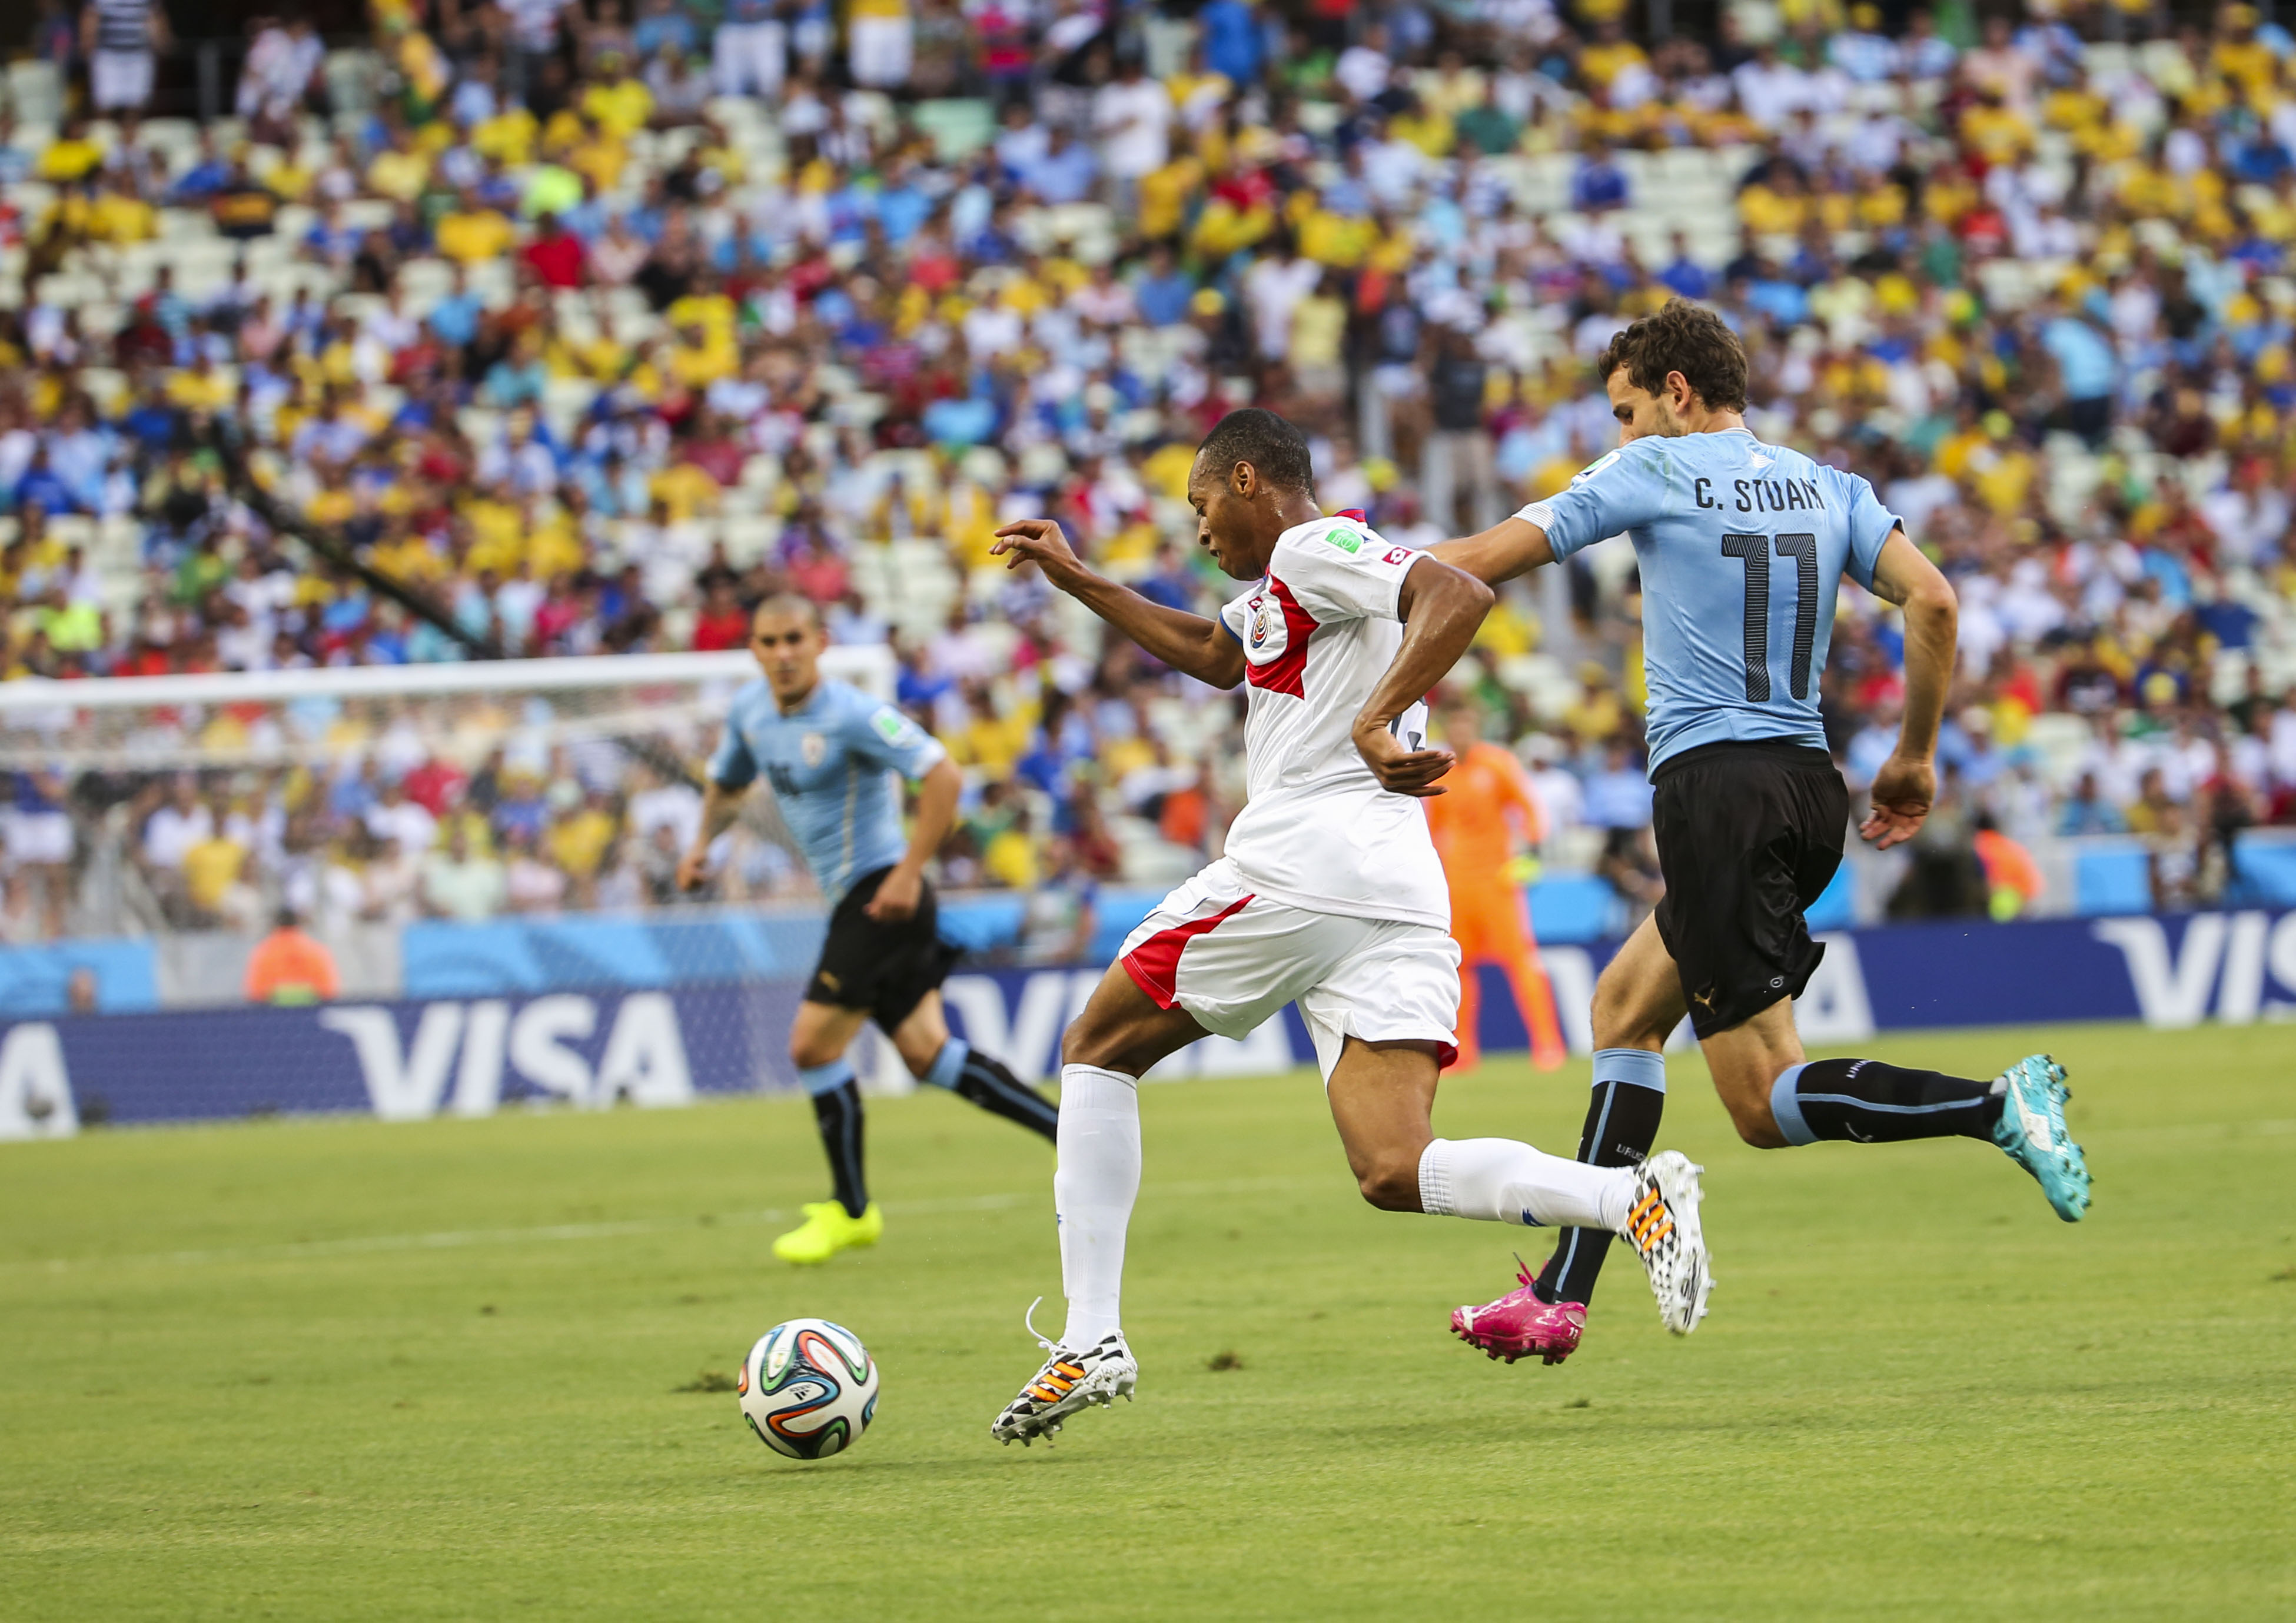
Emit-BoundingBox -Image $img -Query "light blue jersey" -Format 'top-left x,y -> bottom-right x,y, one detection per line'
1522,428 -> 1899,772
707,678 -> 946,904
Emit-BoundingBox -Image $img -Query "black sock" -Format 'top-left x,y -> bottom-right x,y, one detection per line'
1537,1053 -> 1666,1308
1773,1058 -> 2002,1145
954,1048 -> 1060,1142
810,1080 -> 869,1217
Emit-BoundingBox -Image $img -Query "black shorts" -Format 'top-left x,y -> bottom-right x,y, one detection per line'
806,866 -> 963,1032
1651,741 -> 1848,1040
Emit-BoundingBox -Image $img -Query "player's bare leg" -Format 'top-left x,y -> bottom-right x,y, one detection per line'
1320,1033 -> 1710,1338
1325,1036 -> 1446,1207
1695,999 -> 1811,1149
992,965 -> 1201,1445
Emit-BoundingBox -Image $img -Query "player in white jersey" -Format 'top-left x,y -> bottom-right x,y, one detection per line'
979,409 -> 1715,1445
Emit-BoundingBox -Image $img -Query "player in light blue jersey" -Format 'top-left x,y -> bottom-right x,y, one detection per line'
680,595 -> 1058,1266
1428,301 -> 2089,1365
1523,410 -> 1900,770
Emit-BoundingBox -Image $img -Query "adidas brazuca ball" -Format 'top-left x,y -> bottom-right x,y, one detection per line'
738,1318 -> 879,1459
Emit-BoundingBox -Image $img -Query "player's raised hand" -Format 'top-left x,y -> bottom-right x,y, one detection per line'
1353,721 -> 1456,798
1860,754 -> 1936,849
675,844 -> 712,893
991,519 -> 1086,586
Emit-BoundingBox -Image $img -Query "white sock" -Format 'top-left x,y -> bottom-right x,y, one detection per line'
1055,1064 -> 1141,1350
1417,1138 -> 1636,1230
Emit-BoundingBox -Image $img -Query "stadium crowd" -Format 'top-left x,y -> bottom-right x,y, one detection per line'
5,0 -> 2296,946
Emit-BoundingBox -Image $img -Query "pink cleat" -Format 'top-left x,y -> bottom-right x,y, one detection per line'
1450,1263 -> 1586,1366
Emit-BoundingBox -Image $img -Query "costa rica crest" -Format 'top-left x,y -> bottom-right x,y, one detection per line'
1239,575 -> 1313,696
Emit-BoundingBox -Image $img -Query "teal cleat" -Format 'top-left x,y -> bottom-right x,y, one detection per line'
1990,1054 -> 2091,1222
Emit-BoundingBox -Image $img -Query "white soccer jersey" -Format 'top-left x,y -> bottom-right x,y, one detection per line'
1214,513 -> 1450,930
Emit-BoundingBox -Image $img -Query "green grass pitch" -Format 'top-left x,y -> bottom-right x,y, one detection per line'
4,1020 -> 2294,1621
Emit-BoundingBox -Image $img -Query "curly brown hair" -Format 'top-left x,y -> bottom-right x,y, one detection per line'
1595,299 -> 1749,414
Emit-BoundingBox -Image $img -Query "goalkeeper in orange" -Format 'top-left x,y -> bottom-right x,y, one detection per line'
1425,693 -> 1568,1072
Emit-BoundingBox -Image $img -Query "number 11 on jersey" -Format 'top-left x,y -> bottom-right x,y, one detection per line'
1720,532 -> 1817,703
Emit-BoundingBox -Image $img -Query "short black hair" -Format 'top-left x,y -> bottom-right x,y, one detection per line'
1596,298 -> 1749,414
750,592 -> 822,629
1194,408 -> 1315,495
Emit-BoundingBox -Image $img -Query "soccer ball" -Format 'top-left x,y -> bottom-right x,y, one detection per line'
737,1318 -> 879,1459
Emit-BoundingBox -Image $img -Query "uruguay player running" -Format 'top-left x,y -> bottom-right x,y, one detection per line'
980,410 -> 1714,1446
679,595 -> 1059,1266
1429,301 -> 2091,1366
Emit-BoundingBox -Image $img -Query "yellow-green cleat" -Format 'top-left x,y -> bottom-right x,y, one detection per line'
772,1200 -> 883,1265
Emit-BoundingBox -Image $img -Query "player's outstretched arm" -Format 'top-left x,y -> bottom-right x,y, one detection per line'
1353,556 -> 1496,798
1861,527 -> 1958,850
1428,515 -> 1557,587
991,518 -> 1246,688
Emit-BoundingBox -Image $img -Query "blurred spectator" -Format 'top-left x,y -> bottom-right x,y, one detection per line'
2056,774 -> 2128,837
367,777 -> 438,856
82,0 -> 167,114
363,834 -> 424,924
6,770 -> 75,937
1423,326 -> 1499,536
424,824 -> 507,921
849,0 -> 914,89
1583,740 -> 1659,922
715,0 -> 787,99
1198,0 -> 1266,87
1016,837 -> 1098,965
504,825 -> 571,913
1973,815 -> 2045,921
182,798 -> 257,930
521,214 -> 588,290
237,16 -> 325,142
244,909 -> 342,1005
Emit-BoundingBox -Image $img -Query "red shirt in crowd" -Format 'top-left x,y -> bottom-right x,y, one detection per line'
521,230 -> 586,290
401,757 -> 467,816
691,601 -> 751,651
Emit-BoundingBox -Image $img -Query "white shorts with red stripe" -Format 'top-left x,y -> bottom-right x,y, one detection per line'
1118,858 -> 1461,1079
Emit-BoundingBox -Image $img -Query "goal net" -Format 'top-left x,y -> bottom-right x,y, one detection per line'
0,647 -> 963,1128
0,647 -> 889,780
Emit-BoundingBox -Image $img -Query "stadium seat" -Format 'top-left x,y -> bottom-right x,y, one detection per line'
912,99 -> 997,161
5,59 -> 64,125
720,517 -> 781,568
